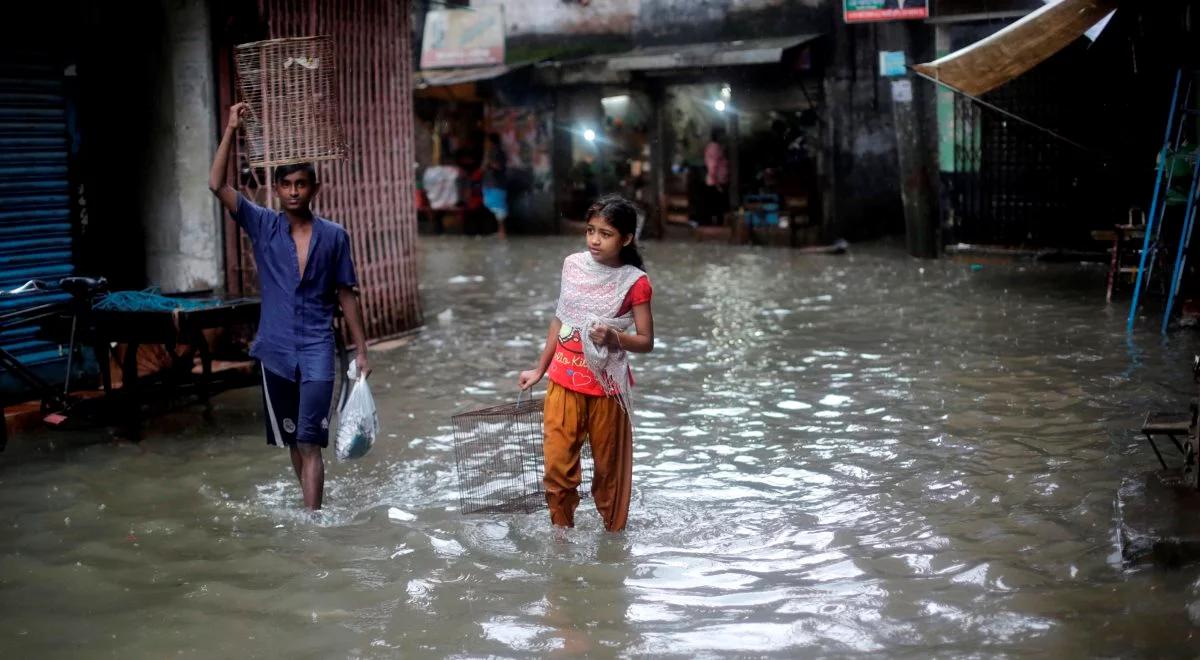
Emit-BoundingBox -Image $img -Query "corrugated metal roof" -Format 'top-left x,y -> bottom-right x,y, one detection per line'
415,63 -> 524,88
607,34 -> 822,71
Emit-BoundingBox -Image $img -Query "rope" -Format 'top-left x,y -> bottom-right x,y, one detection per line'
909,68 -> 1107,161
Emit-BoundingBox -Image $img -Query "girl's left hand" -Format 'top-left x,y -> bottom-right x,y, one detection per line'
588,325 -> 618,349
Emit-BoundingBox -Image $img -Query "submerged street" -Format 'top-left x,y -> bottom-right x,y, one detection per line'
2,236 -> 1200,656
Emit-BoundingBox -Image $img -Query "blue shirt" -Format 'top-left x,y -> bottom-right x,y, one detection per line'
234,194 -> 357,383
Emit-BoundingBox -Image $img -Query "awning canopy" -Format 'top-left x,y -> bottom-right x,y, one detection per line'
912,0 -> 1117,97
415,63 -> 523,88
607,34 -> 822,72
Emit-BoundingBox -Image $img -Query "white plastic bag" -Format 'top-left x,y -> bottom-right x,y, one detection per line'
335,360 -> 378,460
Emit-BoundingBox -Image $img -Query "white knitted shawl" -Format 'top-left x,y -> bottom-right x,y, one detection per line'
554,252 -> 644,411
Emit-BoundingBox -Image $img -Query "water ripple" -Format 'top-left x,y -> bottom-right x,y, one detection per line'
1,238 -> 1198,656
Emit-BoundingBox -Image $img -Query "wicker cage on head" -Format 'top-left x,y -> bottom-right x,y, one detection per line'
234,35 -> 348,168
452,396 -> 592,515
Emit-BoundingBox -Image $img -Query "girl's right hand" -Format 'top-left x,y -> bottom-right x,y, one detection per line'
518,369 -> 544,391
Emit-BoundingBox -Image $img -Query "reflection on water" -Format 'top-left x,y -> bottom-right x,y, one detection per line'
2,236 -> 1200,656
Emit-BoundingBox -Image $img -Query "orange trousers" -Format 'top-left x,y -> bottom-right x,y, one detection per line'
542,381 -> 633,531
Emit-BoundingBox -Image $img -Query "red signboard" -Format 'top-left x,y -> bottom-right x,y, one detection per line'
844,0 -> 929,23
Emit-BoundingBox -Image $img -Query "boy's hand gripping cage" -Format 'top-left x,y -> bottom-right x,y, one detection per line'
234,35 -> 348,168
451,392 -> 592,515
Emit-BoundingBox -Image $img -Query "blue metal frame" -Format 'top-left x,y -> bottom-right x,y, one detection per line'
1162,153 -> 1200,333
1128,69 -> 1183,332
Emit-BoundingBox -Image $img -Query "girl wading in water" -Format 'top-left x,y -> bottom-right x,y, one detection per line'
519,194 -> 655,533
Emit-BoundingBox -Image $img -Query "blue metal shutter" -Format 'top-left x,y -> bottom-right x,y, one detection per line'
0,61 -> 75,392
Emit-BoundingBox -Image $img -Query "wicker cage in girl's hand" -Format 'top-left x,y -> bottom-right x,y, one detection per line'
234,35 -> 348,168
452,396 -> 592,515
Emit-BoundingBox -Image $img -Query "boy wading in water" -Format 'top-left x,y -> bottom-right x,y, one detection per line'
519,195 -> 655,533
209,102 -> 370,510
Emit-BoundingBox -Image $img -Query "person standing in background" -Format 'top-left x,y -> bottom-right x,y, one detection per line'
483,133 -> 509,238
703,126 -> 730,226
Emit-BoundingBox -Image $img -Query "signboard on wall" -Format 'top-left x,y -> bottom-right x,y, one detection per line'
421,6 -> 505,69
879,50 -> 907,76
844,0 -> 929,23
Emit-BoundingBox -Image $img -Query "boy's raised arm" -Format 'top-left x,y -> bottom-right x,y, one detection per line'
209,102 -> 248,215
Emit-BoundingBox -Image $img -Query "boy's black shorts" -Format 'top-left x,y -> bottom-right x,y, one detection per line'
260,366 -> 334,448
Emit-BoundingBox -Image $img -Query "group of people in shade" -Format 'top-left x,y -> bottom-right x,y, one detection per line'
211,104 -> 654,531
420,132 -> 511,238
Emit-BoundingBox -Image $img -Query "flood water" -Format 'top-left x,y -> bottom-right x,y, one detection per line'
4,235 -> 1200,657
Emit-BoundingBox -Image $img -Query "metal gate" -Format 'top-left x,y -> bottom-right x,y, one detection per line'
944,41 -> 1105,248
0,58 -> 76,392
219,0 -> 422,339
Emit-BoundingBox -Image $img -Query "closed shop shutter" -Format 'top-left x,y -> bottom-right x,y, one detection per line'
0,59 -> 75,391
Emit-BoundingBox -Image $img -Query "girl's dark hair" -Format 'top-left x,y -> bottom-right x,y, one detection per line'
586,193 -> 645,271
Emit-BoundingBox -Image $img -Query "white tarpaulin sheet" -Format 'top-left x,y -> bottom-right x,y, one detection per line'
912,0 -> 1117,97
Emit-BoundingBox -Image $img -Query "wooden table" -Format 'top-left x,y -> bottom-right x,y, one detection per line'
90,299 -> 262,439
1092,223 -> 1152,303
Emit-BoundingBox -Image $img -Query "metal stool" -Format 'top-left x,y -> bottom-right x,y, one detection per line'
1141,410 -> 1194,470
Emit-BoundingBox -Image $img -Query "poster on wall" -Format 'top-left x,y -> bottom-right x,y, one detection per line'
486,106 -> 553,193
844,0 -> 929,23
421,6 -> 505,69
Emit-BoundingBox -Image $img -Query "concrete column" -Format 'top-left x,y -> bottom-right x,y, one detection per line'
891,21 -> 939,259
727,109 -> 739,215
142,0 -> 222,293
892,79 -> 938,258
647,81 -> 667,239
555,87 -> 605,218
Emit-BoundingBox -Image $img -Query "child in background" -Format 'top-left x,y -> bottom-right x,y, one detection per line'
483,132 -> 509,238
